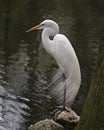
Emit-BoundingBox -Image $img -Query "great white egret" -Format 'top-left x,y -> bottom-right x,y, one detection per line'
26,19 -> 81,109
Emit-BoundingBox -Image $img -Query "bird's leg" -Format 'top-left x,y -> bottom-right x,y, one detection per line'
62,73 -> 66,110
53,73 -> 67,113
53,73 -> 69,114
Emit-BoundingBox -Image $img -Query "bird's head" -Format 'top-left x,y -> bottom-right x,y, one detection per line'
26,19 -> 59,34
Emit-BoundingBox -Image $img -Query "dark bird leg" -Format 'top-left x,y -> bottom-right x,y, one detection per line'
53,73 -> 68,114
62,73 -> 67,110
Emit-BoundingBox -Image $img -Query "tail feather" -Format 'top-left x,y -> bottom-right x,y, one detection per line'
49,69 -> 80,107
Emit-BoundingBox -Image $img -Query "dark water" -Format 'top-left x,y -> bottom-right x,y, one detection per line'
0,0 -> 104,130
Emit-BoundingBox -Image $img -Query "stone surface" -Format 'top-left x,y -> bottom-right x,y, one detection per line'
28,119 -> 65,130
53,106 -> 80,128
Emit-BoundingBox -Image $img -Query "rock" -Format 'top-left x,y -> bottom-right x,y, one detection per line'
28,119 -> 65,130
28,107 -> 80,130
53,106 -> 80,129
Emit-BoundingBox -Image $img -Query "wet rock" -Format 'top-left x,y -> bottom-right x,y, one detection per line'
53,106 -> 80,129
28,119 -> 65,130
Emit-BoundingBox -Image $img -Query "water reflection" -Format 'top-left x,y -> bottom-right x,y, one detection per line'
0,85 -> 29,130
6,41 -> 29,95
0,0 -> 104,130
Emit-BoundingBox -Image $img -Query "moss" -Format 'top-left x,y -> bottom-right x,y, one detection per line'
75,43 -> 104,130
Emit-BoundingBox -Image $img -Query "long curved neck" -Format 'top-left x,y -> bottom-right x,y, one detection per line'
41,28 -> 56,56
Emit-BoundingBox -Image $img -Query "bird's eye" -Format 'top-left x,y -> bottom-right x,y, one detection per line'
42,23 -> 44,26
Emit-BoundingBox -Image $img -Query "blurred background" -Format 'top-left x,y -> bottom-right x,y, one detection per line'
0,0 -> 104,130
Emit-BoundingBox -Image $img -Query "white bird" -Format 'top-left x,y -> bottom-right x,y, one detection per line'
26,19 -> 81,109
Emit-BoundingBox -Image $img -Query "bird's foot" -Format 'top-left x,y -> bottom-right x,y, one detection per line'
53,106 -> 80,123
53,105 -> 71,115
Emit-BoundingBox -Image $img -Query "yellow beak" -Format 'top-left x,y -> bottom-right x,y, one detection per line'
26,24 -> 42,32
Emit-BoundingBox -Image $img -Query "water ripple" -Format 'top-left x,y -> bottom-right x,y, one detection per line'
0,85 -> 30,130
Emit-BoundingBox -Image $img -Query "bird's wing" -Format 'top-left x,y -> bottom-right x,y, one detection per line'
50,34 -> 81,106
54,34 -> 77,75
